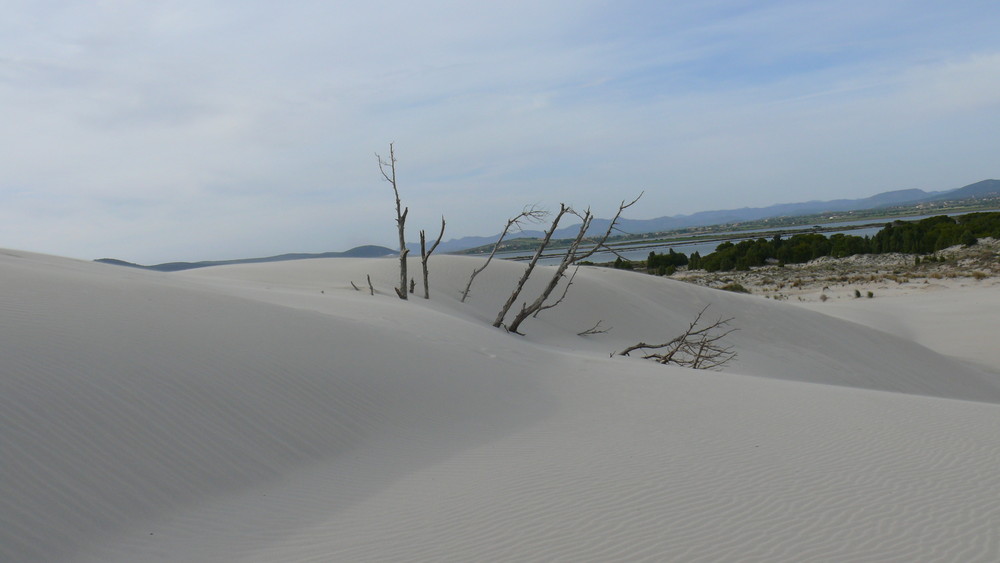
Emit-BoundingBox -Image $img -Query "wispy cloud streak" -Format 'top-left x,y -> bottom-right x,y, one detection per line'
1,1 -> 998,262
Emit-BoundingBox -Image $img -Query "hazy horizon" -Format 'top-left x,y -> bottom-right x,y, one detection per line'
3,1 -> 999,263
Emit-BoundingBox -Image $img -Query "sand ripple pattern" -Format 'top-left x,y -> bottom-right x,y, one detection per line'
3,253 -> 1000,562
266,371 -> 1000,563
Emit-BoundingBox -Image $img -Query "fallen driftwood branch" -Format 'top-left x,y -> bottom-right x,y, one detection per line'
616,305 -> 737,370
578,320 -> 611,336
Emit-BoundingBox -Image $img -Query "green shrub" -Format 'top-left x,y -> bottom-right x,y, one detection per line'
689,211 -> 1000,273
613,257 -> 633,270
719,282 -> 750,294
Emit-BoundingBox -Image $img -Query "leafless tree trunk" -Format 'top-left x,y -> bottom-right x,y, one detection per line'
420,216 -> 446,299
503,194 -> 642,334
377,143 -> 408,300
616,305 -> 737,370
533,265 -> 578,318
367,274 -> 375,296
461,206 -> 546,303
493,204 -> 570,328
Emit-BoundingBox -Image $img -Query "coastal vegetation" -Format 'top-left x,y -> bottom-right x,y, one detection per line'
454,197 -> 1000,259
655,212 -> 1000,273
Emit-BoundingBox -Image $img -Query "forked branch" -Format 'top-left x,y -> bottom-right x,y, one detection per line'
420,216 -> 446,299
578,320 -> 611,336
503,194 -> 642,334
493,204 -> 570,328
533,265 -> 579,318
617,305 -> 737,370
569,192 -> 643,263
461,205 -> 547,303
377,143 -> 409,300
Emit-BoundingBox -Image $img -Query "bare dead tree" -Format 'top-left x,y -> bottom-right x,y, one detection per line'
577,320 -> 611,336
420,216 -> 446,299
501,194 -> 642,335
367,274 -> 375,296
461,205 -> 547,303
350,281 -> 361,291
493,204 -> 571,328
377,143 -> 408,300
616,305 -> 737,370
533,265 -> 578,318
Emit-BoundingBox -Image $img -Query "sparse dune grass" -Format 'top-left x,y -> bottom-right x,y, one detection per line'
676,237 -> 1000,302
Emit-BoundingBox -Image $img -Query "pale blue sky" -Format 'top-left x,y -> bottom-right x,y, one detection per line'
2,1 -> 999,263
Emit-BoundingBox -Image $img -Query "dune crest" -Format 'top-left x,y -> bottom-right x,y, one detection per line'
3,250 -> 999,562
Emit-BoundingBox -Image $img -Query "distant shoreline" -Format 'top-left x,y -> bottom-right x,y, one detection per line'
671,237 -> 1000,303
480,206 -> 1000,262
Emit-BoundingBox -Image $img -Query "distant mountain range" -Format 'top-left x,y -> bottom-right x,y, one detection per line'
96,245 -> 395,272
923,178 -> 1000,201
96,179 -> 998,271
433,179 -> 1000,252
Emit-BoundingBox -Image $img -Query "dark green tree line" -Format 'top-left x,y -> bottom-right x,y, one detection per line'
645,212 -> 1000,273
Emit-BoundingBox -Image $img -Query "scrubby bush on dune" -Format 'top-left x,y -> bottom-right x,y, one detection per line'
719,283 -> 750,294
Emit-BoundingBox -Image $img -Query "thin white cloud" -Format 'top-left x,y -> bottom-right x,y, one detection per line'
1,0 -> 999,262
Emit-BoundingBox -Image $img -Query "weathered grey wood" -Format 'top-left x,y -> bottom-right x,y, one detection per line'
377,143 -> 408,300
493,205 -> 569,328
504,194 -> 642,334
461,206 -> 546,303
533,265 -> 579,318
420,216 -> 446,299
617,305 -> 737,370
577,320 -> 611,336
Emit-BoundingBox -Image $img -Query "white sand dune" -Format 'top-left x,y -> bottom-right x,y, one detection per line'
3,249 -> 1000,562
797,282 -> 1000,375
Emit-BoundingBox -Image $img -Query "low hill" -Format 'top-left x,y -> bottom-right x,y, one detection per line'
95,244 -> 395,271
925,178 -> 1000,201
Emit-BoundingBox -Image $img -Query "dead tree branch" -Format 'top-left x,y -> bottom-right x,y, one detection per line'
533,265 -> 579,318
366,274 -> 375,296
377,143 -> 408,300
420,216 -> 446,299
503,194 -> 642,334
577,320 -> 611,336
461,205 -> 547,303
350,281 -> 361,291
493,204 -> 570,328
617,305 -> 737,370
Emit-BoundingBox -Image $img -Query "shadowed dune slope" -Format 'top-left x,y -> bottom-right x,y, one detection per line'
3,250 -> 1000,562
180,254 -> 1000,402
